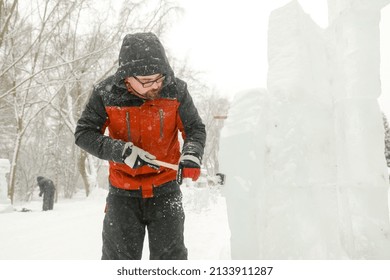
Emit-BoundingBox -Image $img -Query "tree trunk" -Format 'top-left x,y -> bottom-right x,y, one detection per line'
77,149 -> 90,197
8,132 -> 21,204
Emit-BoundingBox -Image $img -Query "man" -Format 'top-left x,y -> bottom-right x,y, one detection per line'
74,32 -> 206,260
37,176 -> 56,211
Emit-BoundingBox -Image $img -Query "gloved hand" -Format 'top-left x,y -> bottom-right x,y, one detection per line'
176,153 -> 201,185
122,142 -> 159,169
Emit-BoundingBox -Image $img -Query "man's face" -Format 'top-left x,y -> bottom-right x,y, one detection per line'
125,73 -> 165,100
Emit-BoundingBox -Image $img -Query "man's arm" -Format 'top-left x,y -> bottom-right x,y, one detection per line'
38,185 -> 43,197
175,79 -> 206,184
74,86 -> 126,163
176,79 -> 206,159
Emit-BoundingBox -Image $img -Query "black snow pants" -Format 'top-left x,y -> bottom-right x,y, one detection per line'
102,182 -> 187,260
42,189 -> 55,211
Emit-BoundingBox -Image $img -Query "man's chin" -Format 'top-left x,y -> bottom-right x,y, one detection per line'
128,86 -> 161,100
144,90 -> 160,99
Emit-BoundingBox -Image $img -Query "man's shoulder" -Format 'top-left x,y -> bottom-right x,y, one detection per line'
93,75 -> 116,93
92,76 -> 128,105
162,78 -> 188,99
173,77 -> 187,91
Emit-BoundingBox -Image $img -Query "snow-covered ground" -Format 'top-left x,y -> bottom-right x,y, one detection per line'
0,186 -> 230,260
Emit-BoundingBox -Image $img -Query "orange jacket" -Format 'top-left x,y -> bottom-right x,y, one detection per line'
106,98 -> 183,197
75,78 -> 206,197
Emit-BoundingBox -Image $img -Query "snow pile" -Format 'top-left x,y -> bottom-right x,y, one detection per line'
221,0 -> 390,259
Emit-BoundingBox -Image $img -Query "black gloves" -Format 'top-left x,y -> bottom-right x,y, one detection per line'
122,142 -> 159,169
176,153 -> 201,185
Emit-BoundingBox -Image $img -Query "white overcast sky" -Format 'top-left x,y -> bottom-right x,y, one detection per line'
166,0 -> 328,97
165,0 -> 390,116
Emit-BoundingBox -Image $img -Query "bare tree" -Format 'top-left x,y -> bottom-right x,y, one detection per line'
1,0 -> 96,202
0,0 -> 18,48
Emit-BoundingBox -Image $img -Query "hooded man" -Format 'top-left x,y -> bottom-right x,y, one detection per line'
37,176 -> 56,211
74,32 -> 206,260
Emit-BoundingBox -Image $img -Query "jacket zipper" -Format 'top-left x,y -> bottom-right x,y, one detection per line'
126,111 -> 131,141
159,109 -> 164,138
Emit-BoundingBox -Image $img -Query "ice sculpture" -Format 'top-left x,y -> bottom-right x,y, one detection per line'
221,0 -> 390,259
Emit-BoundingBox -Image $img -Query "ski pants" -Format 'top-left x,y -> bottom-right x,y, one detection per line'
42,190 -> 55,211
101,183 -> 187,260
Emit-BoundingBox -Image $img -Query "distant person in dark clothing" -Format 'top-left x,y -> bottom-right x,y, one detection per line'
37,176 -> 56,211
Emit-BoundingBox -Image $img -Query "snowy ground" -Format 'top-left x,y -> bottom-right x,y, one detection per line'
0,186 -> 230,260
1,183 -> 389,261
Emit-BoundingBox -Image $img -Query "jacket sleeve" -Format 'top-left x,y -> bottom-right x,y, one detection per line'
74,86 -> 126,163
176,80 -> 206,160
38,185 -> 44,196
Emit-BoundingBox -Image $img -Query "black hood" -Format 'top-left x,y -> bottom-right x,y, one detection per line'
113,32 -> 175,86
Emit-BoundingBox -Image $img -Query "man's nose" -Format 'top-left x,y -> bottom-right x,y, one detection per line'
151,81 -> 159,89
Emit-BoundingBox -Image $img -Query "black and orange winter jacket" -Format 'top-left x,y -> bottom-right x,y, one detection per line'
74,33 -> 206,198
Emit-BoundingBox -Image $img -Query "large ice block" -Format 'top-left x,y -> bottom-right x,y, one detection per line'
222,0 -> 390,259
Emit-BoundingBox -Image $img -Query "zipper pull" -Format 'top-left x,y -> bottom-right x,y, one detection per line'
159,109 -> 164,138
126,111 -> 131,141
